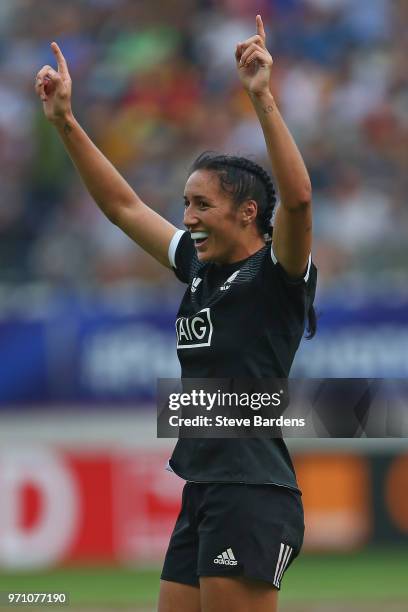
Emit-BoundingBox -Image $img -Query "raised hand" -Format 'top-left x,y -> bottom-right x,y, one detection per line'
235,15 -> 273,96
34,42 -> 72,123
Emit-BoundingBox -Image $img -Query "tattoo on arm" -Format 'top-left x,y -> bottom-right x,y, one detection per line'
262,104 -> 274,114
63,122 -> 72,136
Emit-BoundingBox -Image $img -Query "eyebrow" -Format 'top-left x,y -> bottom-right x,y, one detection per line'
183,194 -> 212,202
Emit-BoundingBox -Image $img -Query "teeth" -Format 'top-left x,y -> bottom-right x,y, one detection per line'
191,231 -> 209,240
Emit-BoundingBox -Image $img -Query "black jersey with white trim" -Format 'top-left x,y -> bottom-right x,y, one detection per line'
168,231 -> 317,488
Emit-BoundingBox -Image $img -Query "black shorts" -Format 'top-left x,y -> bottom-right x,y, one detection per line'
161,482 -> 304,589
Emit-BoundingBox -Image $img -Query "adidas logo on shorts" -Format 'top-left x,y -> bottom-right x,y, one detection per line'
213,548 -> 238,565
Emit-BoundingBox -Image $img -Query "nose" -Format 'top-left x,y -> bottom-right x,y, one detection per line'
183,204 -> 199,230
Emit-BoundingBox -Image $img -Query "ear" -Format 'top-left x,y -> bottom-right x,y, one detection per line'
239,200 -> 258,225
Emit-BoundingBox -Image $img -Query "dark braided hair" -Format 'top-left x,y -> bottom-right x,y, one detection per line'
189,151 -> 317,339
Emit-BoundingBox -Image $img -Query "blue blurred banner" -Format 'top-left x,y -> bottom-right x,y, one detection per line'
1,298 -> 408,405
292,298 -> 408,378
0,304 -> 178,405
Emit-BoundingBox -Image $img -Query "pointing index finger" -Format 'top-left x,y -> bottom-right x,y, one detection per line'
51,41 -> 69,78
256,14 -> 266,42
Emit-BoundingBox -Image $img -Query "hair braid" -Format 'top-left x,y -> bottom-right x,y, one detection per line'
225,156 -> 277,238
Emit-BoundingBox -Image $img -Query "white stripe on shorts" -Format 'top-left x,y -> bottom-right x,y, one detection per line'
273,543 -> 285,587
277,545 -> 292,586
273,543 -> 293,588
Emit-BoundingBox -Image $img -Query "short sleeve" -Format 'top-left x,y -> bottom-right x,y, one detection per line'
270,244 -> 313,285
262,245 -> 317,325
168,230 -> 196,284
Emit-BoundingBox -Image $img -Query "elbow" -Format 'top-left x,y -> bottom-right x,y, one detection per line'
104,205 -> 121,226
299,187 -> 312,209
283,185 -> 312,211
297,181 -> 312,208
102,197 -> 134,226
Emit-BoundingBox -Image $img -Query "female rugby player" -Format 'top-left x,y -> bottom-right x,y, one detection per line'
35,15 -> 316,612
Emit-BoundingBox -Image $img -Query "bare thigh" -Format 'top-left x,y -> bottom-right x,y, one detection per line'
200,576 -> 278,612
158,579 -> 201,612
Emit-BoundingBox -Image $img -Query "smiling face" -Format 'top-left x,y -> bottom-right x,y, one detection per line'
183,169 -> 263,264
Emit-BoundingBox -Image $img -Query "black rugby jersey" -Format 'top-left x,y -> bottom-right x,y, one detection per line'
167,230 -> 317,489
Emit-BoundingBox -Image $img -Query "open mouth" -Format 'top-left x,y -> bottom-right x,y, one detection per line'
191,231 -> 209,248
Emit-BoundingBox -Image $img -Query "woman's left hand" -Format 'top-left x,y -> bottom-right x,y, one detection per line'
235,15 -> 273,96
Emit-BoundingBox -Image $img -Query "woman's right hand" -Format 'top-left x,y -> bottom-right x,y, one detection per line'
35,42 -> 72,124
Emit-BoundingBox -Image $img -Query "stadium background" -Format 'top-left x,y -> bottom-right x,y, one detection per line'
0,0 -> 407,610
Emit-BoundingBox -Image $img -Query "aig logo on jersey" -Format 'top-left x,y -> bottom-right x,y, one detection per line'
176,308 -> 213,349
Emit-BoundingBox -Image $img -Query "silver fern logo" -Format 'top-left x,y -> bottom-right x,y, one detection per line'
220,270 -> 240,291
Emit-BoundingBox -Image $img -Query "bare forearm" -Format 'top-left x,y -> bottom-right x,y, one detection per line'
249,91 -> 311,209
54,113 -> 139,220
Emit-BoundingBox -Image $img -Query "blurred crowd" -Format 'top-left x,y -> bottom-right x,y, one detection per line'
0,0 -> 407,295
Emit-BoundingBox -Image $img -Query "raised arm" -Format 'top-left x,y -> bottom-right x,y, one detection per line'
34,42 -> 177,268
235,16 -> 312,278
